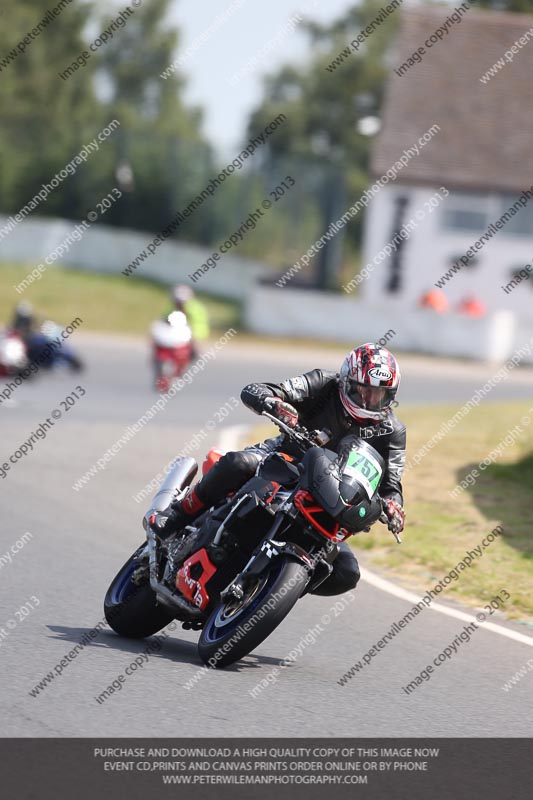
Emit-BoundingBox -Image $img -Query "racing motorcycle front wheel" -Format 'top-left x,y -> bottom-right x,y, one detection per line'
198,559 -> 309,668
104,544 -> 175,638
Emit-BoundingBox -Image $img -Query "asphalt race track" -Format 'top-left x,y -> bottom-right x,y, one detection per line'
1,334 -> 532,736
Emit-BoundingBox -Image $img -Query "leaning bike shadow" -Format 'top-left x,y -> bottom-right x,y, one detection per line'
46,623 -> 286,671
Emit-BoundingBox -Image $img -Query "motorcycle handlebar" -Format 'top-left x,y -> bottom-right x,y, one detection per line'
261,411 -> 327,448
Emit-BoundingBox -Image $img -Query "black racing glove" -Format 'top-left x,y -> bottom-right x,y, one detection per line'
263,396 -> 298,428
380,498 -> 405,535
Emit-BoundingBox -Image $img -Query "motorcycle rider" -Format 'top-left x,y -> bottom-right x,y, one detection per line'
10,302 -> 50,366
151,343 -> 406,596
11,302 -> 36,339
167,285 -> 209,358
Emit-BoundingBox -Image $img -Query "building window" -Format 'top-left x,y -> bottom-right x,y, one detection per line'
442,208 -> 489,232
441,192 -> 533,237
440,192 -> 490,233
499,195 -> 533,236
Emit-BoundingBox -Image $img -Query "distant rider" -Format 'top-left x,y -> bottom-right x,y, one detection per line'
10,303 -> 49,365
167,285 -> 209,358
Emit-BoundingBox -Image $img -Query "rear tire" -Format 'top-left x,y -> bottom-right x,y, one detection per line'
104,545 -> 175,638
66,354 -> 84,372
198,559 -> 308,668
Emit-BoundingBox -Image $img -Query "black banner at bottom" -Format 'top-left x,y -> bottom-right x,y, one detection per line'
2,738 -> 531,799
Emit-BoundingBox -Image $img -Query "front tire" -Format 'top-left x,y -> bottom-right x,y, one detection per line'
198,559 -> 308,668
154,359 -> 171,392
104,545 -> 175,638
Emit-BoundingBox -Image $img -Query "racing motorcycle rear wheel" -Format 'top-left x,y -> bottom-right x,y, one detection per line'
198,559 -> 308,668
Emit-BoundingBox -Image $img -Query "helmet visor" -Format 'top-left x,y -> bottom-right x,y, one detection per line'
346,381 -> 396,411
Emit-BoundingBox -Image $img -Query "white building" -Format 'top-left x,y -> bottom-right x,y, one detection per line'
362,6 -> 533,318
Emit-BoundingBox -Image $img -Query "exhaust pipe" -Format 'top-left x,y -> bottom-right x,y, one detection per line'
143,456 -> 198,529
143,457 -> 204,621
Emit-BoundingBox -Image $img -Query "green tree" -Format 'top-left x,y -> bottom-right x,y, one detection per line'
0,0 -> 213,238
248,0 -> 397,179
94,0 -> 214,234
246,0 -> 400,283
0,0 -> 99,219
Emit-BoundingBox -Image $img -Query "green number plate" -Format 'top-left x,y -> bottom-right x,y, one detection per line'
343,449 -> 383,498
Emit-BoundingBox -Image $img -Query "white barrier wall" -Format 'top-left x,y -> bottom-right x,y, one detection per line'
245,285 -> 527,362
4,214 -> 533,362
0,215 -> 266,301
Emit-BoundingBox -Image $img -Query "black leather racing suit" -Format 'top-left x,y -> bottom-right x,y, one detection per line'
193,370 -> 406,596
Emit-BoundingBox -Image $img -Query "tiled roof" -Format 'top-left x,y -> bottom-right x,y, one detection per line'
372,6 -> 533,191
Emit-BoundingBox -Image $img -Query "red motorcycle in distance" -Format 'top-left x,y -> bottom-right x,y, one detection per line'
0,330 -> 28,378
150,312 -> 193,392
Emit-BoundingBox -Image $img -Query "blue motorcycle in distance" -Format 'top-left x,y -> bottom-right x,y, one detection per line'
26,321 -> 84,374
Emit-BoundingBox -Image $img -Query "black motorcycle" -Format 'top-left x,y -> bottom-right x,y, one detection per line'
104,413 -> 400,667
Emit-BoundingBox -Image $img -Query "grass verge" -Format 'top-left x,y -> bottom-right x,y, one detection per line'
0,263 -> 241,335
245,402 -> 533,622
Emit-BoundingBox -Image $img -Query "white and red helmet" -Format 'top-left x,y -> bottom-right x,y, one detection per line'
339,343 -> 400,423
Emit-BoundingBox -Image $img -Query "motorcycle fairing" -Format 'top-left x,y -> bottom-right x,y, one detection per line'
299,439 -> 385,524
176,548 -> 218,610
256,452 -> 301,487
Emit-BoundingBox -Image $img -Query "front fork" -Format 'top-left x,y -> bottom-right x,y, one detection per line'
220,509 -> 332,601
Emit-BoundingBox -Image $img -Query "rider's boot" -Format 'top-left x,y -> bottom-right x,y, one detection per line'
149,486 -> 206,540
